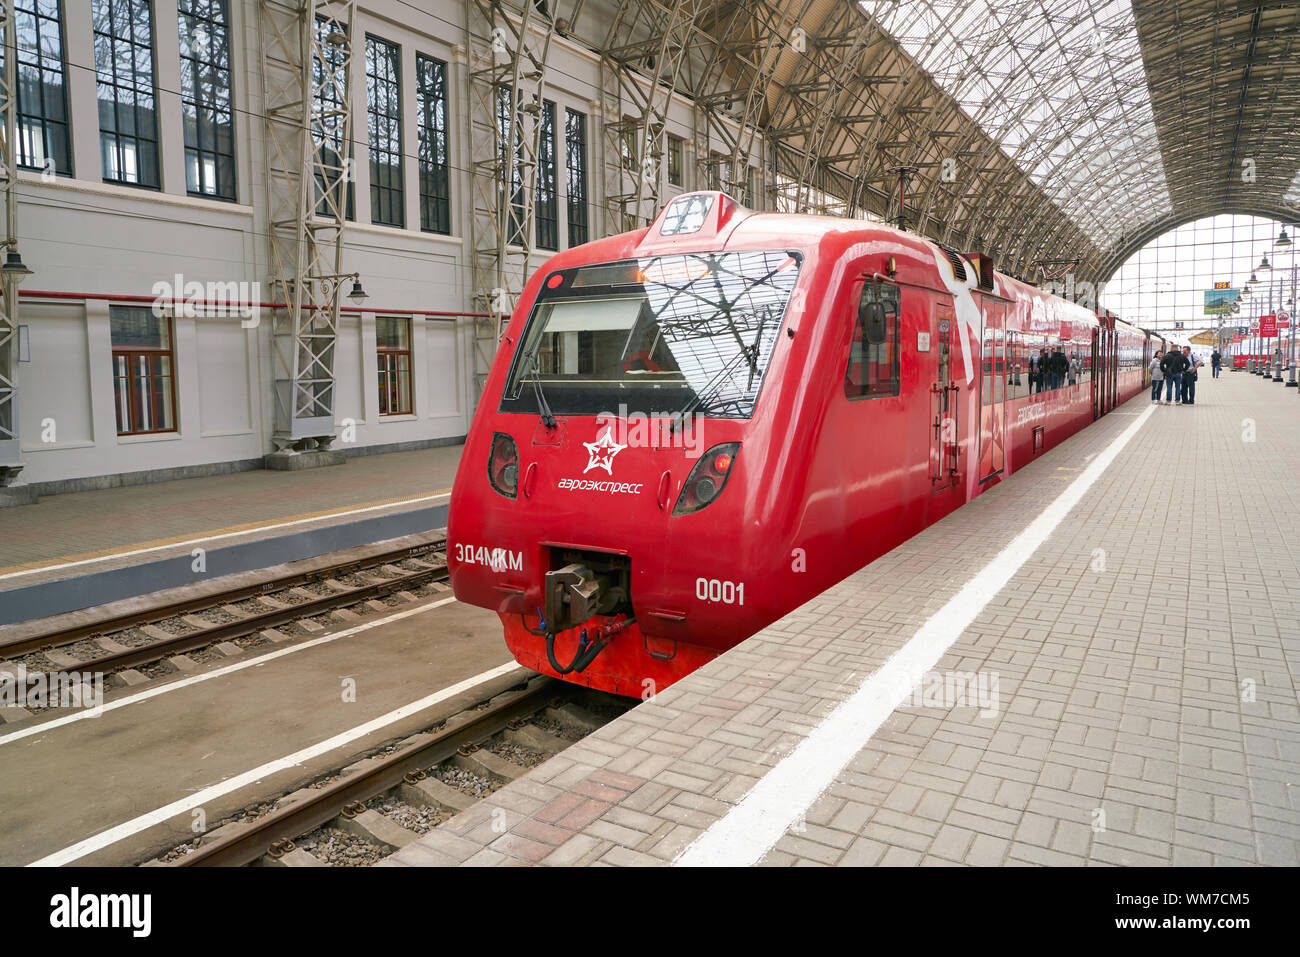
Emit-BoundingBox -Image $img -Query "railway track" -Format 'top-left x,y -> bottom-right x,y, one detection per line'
0,535 -> 449,689
155,677 -> 629,867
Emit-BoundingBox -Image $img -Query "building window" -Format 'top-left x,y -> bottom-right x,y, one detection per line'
313,14 -> 353,219
178,0 -> 236,200
667,134 -> 683,188
15,0 -> 72,176
536,100 -> 557,251
366,35 -> 403,227
110,306 -> 176,434
415,53 -> 450,234
565,108 -> 587,247
93,0 -> 160,188
845,281 -> 900,399
497,86 -> 525,245
376,316 -> 412,415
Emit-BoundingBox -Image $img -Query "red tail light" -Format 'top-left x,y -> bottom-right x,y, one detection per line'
673,442 -> 740,515
488,432 -> 519,499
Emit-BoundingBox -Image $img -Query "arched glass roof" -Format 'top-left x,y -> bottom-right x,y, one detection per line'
861,0 -> 1171,249
617,0 -> 1300,282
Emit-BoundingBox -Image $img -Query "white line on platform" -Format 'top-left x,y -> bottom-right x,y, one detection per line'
0,596 -> 459,747
674,404 -> 1157,867
0,492 -> 450,582
26,659 -> 522,867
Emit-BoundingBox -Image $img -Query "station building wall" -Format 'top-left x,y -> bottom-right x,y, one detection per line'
12,0 -> 763,491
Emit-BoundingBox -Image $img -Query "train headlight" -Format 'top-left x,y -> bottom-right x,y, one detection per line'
673,443 -> 739,515
488,432 -> 519,499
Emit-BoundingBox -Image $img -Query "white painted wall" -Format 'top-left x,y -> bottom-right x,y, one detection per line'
11,0 -> 764,487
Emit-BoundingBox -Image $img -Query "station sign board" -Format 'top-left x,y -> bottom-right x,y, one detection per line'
1260,314 -> 1278,337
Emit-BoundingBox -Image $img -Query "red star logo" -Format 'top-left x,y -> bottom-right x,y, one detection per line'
582,428 -> 626,475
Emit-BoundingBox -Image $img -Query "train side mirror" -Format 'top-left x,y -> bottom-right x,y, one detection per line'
860,299 -> 888,344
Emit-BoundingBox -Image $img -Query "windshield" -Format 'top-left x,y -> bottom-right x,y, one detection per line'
499,250 -> 802,419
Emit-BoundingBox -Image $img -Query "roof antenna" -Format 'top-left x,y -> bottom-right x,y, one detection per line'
886,165 -> 918,231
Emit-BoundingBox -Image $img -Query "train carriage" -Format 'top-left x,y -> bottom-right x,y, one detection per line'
448,192 -> 1163,696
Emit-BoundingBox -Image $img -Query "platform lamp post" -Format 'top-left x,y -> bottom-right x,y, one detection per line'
1246,271 -> 1259,372
1276,225 -> 1297,387
1229,298 -> 1242,370
1257,252 -> 1284,382
0,0 -> 37,506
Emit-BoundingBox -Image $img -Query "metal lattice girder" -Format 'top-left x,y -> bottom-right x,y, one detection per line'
698,0 -> 813,202
644,0 -> 1300,286
0,0 -> 19,468
466,0 -> 574,395
259,0 -> 355,450
599,0 -> 711,233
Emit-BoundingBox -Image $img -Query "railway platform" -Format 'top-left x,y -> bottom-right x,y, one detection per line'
386,372 -> 1300,866
0,444 -> 463,625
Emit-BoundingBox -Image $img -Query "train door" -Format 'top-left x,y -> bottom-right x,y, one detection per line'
1107,327 -> 1119,410
930,299 -> 958,491
978,298 -> 1006,481
1091,326 -> 1103,419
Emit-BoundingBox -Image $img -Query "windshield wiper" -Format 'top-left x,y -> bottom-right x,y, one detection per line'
519,350 -> 557,429
667,345 -> 756,432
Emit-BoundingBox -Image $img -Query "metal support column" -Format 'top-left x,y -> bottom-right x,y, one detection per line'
466,0 -> 567,397
0,0 -> 35,502
259,0 -> 356,457
599,0 -> 704,234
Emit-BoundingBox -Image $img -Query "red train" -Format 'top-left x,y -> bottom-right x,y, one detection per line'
448,191 -> 1164,696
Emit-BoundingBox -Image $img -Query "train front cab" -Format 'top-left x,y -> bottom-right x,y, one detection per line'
448,193 -> 821,696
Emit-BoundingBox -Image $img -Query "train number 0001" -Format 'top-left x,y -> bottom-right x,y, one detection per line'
695,578 -> 745,605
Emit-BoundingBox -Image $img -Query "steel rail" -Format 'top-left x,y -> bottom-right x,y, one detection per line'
0,538 -> 447,660
10,563 -> 450,677
175,677 -> 554,867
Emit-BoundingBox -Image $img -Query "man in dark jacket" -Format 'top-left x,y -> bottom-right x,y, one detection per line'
1211,350 -> 1222,378
1160,347 -> 1188,403
1054,349 -> 1069,388
1181,346 -> 1203,404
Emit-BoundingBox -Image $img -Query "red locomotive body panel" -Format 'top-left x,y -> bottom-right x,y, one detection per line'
447,193 -> 1155,696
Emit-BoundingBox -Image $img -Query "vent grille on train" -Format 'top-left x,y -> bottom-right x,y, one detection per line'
938,245 -> 967,282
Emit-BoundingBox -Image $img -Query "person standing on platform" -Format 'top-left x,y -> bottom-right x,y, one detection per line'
1161,346 -> 1187,403
1068,352 -> 1081,386
1211,349 -> 1221,378
1181,346 -> 1202,404
1037,349 -> 1049,393
1149,349 -> 1164,402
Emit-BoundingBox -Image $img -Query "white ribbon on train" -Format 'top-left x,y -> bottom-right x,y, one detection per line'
931,247 -> 989,386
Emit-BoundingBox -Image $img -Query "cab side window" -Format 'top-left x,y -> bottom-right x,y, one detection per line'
845,281 -> 901,399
